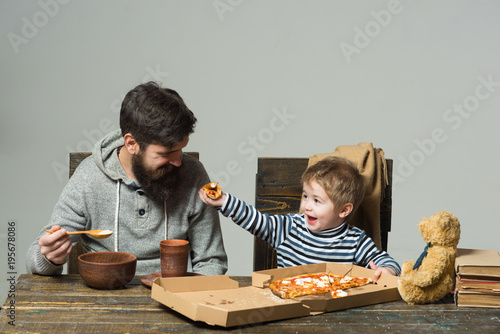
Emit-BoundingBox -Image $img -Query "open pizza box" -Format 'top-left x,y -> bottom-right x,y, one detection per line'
151,262 -> 401,327
253,263 -> 401,313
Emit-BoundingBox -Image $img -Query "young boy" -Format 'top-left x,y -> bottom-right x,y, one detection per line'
199,156 -> 400,280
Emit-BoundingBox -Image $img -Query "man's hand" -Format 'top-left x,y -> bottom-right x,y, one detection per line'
39,225 -> 73,265
369,260 -> 397,282
198,188 -> 226,207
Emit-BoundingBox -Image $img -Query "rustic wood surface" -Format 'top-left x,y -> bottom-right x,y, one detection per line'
253,158 -> 393,272
2,274 -> 499,333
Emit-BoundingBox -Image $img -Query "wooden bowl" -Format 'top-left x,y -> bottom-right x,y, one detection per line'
78,251 -> 137,289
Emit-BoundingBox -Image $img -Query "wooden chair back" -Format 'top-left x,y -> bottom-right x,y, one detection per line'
253,157 -> 393,272
67,151 -> 200,274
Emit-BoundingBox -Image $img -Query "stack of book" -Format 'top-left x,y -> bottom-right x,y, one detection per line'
455,248 -> 500,308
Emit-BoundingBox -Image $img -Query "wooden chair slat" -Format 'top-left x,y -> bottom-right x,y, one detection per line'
255,158 -> 308,197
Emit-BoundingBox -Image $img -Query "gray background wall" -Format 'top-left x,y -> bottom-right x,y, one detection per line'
1,0 -> 499,303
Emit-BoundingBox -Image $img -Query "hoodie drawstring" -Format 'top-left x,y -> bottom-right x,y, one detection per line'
164,201 -> 168,240
114,181 -> 120,251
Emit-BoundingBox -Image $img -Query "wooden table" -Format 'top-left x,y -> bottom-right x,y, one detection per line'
1,274 -> 499,333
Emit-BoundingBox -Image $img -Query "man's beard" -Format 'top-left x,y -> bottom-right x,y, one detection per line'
131,152 -> 180,204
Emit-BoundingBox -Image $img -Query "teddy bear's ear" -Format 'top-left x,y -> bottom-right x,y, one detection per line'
417,217 -> 429,226
417,217 -> 430,232
444,215 -> 461,246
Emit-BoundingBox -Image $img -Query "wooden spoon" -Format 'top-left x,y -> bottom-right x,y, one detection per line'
44,229 -> 113,239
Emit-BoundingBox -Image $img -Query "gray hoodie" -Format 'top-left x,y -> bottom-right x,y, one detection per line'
26,129 -> 228,275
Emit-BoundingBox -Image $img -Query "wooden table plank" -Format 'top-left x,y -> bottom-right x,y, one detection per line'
2,274 -> 500,333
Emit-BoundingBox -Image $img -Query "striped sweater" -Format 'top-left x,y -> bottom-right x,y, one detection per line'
219,194 -> 401,275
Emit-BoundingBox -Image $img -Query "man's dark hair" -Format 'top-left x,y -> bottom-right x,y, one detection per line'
120,82 -> 197,148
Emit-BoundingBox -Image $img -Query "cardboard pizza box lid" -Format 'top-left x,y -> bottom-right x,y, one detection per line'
151,275 -> 310,327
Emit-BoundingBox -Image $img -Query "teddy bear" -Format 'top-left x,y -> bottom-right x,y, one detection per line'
397,211 -> 461,305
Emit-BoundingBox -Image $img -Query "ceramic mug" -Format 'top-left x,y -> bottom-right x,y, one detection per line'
160,239 -> 189,277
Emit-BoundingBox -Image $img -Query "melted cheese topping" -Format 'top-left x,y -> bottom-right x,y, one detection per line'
332,290 -> 348,298
315,281 -> 327,288
340,276 -> 353,284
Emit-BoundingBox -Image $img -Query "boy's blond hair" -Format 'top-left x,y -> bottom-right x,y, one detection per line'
301,156 -> 365,216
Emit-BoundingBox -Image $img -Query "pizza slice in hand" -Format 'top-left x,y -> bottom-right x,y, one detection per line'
202,182 -> 222,200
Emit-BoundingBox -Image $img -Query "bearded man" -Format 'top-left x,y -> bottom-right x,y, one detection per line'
26,82 -> 228,276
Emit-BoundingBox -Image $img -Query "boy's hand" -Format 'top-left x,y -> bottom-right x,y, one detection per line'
369,260 -> 397,282
198,188 -> 226,207
39,225 -> 73,265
